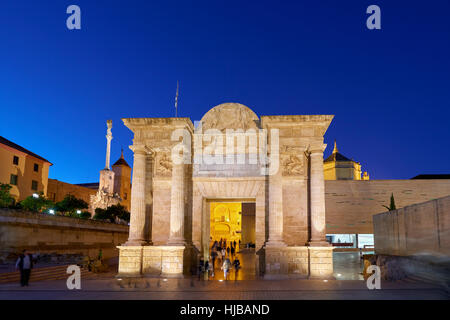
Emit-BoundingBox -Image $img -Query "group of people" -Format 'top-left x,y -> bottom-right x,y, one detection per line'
197,238 -> 242,280
213,238 -> 239,258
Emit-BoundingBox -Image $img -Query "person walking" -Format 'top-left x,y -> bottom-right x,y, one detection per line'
221,247 -> 226,259
15,249 -> 33,287
227,246 -> 230,256
230,245 -> 235,257
221,256 -> 231,280
198,257 -> 205,280
207,259 -> 214,279
233,240 -> 237,250
232,256 -> 241,281
204,260 -> 210,280
217,248 -> 222,264
211,249 -> 217,270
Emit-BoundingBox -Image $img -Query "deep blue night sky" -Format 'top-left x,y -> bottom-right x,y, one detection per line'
0,0 -> 449,183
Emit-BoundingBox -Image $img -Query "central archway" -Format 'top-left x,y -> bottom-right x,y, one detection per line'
207,200 -> 257,280
191,178 -> 266,278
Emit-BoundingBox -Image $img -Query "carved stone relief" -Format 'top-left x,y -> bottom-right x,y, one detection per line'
280,146 -> 306,176
156,152 -> 172,176
201,103 -> 259,132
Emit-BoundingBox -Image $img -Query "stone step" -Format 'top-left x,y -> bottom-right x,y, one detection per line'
0,271 -> 93,283
0,268 -> 92,280
405,273 -> 450,287
0,271 -> 92,282
0,265 -> 68,278
0,265 -> 94,283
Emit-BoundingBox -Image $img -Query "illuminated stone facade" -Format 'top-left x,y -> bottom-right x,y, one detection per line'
117,103 -> 334,279
323,141 -> 369,181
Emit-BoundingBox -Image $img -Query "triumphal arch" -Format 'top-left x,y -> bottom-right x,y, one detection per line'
117,103 -> 334,279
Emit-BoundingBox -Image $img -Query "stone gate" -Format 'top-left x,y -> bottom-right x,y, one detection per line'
117,103 -> 334,279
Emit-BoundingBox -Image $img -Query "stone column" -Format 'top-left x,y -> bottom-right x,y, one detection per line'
266,170 -> 286,247
125,144 -> 151,246
144,153 -> 154,245
167,162 -> 186,245
309,146 -> 329,246
308,146 -> 334,279
105,120 -> 113,169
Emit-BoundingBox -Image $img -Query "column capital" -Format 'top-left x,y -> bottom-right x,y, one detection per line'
308,144 -> 327,155
129,144 -> 152,155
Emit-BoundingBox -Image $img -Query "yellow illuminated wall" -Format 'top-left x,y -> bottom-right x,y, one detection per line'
323,141 -> 369,181
0,141 -> 51,201
210,202 -> 242,245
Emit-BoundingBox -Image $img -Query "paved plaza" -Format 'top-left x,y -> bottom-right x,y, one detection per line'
1,252 -> 448,300
0,276 -> 448,300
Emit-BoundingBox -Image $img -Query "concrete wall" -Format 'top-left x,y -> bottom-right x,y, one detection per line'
47,178 -> 97,205
0,208 -> 129,262
325,179 -> 450,234
373,196 -> 450,256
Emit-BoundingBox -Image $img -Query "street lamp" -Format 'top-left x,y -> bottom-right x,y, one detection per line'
49,209 -> 55,215
76,210 -> 81,214
32,193 -> 39,198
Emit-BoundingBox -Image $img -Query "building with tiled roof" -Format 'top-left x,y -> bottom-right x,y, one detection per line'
0,136 -> 52,201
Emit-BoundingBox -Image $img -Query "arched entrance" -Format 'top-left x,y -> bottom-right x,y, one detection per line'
206,200 -> 257,280
192,177 -> 266,279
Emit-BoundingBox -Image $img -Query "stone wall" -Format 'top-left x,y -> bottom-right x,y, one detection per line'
264,246 -> 334,279
241,203 -> 256,245
151,178 -> 172,245
282,179 -> 309,246
325,179 -> 450,234
373,195 -> 450,256
0,209 -> 128,263
117,245 -> 187,278
47,178 -> 97,205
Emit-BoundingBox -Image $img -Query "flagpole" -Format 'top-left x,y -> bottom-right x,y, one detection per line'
175,80 -> 179,117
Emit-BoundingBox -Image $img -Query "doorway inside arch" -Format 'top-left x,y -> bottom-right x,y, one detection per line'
208,201 -> 256,280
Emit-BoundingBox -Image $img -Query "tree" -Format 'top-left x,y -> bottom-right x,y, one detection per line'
382,193 -> 397,211
79,211 -> 91,219
20,192 -> 54,213
55,194 -> 88,216
0,183 -> 15,208
93,204 -> 130,223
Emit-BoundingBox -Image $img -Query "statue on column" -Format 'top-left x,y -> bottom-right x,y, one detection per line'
89,120 -> 122,216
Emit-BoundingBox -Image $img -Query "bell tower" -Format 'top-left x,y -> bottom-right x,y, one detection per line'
112,149 -> 132,211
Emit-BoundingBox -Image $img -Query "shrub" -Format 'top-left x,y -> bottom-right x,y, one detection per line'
20,193 -> 54,213
55,194 -> 88,215
79,211 -> 91,219
382,193 -> 397,211
93,204 -> 130,223
0,183 -> 15,208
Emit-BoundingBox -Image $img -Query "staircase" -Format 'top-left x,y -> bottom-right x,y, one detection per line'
0,265 -> 95,284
